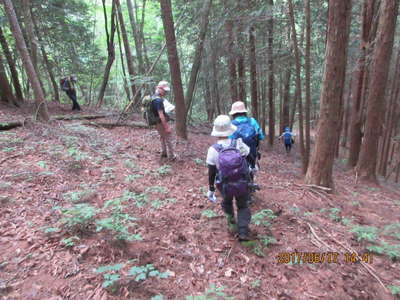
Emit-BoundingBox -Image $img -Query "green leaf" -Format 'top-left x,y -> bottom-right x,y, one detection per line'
96,263 -> 125,273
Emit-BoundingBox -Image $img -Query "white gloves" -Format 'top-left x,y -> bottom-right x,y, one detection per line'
207,190 -> 217,203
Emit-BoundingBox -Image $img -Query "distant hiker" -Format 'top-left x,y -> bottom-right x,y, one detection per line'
229,101 -> 265,170
279,127 -> 295,154
61,75 -> 81,111
206,115 -> 253,241
150,80 -> 175,160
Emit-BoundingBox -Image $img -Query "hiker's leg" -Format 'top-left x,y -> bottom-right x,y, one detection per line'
71,90 -> 81,110
165,132 -> 175,159
236,194 -> 251,235
221,193 -> 234,218
155,123 -> 167,156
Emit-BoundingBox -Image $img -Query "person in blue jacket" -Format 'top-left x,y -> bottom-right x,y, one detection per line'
229,101 -> 265,170
279,127 -> 295,154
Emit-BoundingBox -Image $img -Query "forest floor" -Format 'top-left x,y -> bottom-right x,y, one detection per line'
0,102 -> 400,300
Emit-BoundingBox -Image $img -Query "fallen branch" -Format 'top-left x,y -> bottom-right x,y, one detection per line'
306,223 -> 335,252
319,227 -> 389,294
82,121 -> 148,129
52,113 -> 117,121
0,120 -> 24,130
0,154 -> 21,166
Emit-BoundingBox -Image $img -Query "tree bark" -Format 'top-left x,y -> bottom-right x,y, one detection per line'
31,10 -> 60,103
249,26 -> 258,121
159,0 -> 187,139
226,20 -> 238,103
97,0 -> 116,107
116,0 -> 137,101
356,0 -> 399,182
185,0 -> 212,115
288,0 -> 306,172
126,0 -> 145,74
0,55 -> 17,105
267,0 -> 275,145
282,65 -> 291,133
1,0 -> 49,121
305,0 -> 352,189
304,0 -> 311,165
115,15 -> 132,102
347,0 -> 377,167
0,25 -> 23,101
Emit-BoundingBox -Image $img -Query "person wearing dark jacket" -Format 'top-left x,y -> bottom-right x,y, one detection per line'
62,75 -> 81,111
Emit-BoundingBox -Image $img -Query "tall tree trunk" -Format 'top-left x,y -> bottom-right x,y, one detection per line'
356,0 -> 399,182
210,42 -> 221,115
288,0 -> 306,172
304,0 -> 311,166
160,0 -> 187,139
185,0 -> 212,115
116,0 -> 136,101
282,65 -> 291,132
126,0 -> 145,74
267,0 -> 275,145
305,0 -> 352,189
347,0 -> 377,167
116,15 -> 131,102
226,20 -> 238,103
380,47 -> 400,176
1,0 -> 49,121
341,78 -> 352,148
97,0 -> 116,107
0,55 -> 17,105
0,25 -> 23,101
249,26 -> 258,121
31,10 -> 60,103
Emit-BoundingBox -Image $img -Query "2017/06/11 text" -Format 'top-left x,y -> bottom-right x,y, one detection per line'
276,252 -> 373,264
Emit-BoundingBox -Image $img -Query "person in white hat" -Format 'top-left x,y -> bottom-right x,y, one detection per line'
151,80 -> 175,159
206,115 -> 254,241
229,101 -> 264,167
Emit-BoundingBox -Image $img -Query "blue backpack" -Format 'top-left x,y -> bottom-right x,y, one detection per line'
283,132 -> 293,143
232,118 -> 257,150
213,139 -> 250,198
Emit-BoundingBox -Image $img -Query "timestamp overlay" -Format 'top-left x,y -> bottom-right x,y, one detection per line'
275,251 -> 373,264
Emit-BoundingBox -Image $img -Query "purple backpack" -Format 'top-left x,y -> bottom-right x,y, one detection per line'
213,139 -> 250,198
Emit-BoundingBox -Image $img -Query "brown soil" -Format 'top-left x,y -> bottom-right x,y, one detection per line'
0,102 -> 399,300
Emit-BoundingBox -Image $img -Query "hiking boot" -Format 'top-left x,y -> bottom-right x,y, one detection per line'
248,195 -> 255,205
226,215 -> 237,234
238,232 -> 257,242
161,152 -> 167,158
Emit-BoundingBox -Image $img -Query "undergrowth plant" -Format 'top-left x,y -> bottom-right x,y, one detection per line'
186,284 -> 233,300
151,197 -> 177,209
367,241 -> 400,260
59,203 -> 97,233
96,198 -> 142,242
252,209 -> 276,227
388,285 -> 400,296
383,223 -> 400,240
146,186 -> 169,194
155,165 -> 171,176
63,190 -> 95,203
202,209 -> 218,218
128,264 -> 171,281
125,174 -> 143,182
350,225 -> 378,242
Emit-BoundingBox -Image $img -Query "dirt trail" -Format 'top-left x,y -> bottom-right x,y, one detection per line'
0,105 -> 399,300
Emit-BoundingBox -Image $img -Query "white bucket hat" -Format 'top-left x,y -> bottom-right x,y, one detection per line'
156,80 -> 171,91
211,115 -> 237,137
229,101 -> 248,115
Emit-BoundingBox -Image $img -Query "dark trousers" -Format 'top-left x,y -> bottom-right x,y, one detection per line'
285,142 -> 292,153
221,193 -> 251,235
66,89 -> 81,111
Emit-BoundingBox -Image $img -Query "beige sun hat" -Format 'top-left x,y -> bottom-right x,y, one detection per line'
211,115 -> 237,137
156,80 -> 171,91
229,101 -> 248,115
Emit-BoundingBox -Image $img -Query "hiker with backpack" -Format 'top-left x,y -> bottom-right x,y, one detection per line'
229,101 -> 265,170
279,127 -> 295,154
143,80 -> 175,160
61,75 -> 81,111
206,115 -> 253,241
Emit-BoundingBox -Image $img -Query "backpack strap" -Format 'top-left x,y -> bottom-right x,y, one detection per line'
212,143 -> 223,152
230,139 -> 237,148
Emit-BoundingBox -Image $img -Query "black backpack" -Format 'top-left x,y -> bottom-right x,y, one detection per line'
60,78 -> 69,91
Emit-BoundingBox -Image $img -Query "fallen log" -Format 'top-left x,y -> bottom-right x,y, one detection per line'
0,113 -> 116,131
82,121 -> 148,129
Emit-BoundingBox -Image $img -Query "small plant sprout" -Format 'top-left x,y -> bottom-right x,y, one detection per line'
252,209 -> 276,227
350,225 -> 378,242
201,209 -> 218,218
